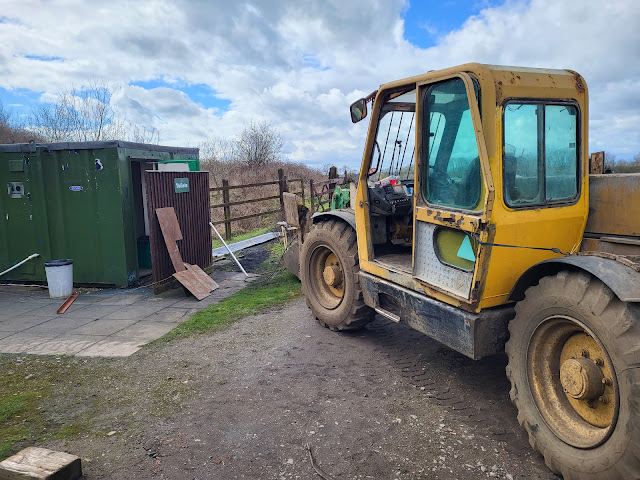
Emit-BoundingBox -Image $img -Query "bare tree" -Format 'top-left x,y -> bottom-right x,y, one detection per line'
30,79 -> 160,144
199,137 -> 234,163
0,100 -> 42,143
30,79 -> 116,141
604,152 -> 617,172
233,121 -> 283,166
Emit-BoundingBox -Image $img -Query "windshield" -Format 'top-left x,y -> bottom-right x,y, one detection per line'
369,88 -> 416,183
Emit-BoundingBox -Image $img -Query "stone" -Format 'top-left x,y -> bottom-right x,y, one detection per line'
0,447 -> 82,480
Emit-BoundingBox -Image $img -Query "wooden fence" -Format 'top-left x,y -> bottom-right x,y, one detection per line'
210,168 -> 305,239
309,177 -> 345,214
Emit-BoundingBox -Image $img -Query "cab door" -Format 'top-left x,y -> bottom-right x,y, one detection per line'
412,73 -> 494,304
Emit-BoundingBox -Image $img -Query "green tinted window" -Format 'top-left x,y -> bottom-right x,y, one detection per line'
504,102 -> 578,207
423,78 -> 481,210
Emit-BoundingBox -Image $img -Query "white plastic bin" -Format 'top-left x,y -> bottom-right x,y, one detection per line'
44,259 -> 73,298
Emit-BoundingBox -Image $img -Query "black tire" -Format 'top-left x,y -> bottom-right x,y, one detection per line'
505,270 -> 640,479
300,219 -> 374,330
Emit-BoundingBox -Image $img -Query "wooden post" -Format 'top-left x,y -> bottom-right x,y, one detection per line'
222,179 -> 232,240
329,166 -> 338,179
300,179 -> 305,206
309,179 -> 315,214
278,168 -> 288,211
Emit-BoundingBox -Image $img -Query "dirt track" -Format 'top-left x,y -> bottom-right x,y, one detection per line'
43,296 -> 558,479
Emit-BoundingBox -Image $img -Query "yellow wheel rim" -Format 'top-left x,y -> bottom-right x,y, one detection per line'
527,316 -> 619,449
308,245 -> 344,310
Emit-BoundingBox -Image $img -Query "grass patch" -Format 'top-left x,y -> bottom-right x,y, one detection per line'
0,359 -> 79,459
211,227 -> 272,249
161,239 -> 300,341
162,270 -> 300,341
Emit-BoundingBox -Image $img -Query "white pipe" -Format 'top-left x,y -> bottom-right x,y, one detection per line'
209,222 -> 249,277
0,253 -> 40,278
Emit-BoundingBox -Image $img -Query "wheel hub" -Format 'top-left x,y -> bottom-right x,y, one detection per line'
323,265 -> 342,287
527,318 -> 619,448
560,357 -> 604,400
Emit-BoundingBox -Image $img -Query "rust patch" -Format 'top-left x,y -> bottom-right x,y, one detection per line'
566,70 -> 585,93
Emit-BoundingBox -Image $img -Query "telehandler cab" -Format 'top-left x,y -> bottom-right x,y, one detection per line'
283,63 -> 640,479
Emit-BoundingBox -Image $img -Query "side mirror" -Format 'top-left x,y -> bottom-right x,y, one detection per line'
350,98 -> 367,123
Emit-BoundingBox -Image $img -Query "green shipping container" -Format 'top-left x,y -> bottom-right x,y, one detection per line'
0,141 -> 199,287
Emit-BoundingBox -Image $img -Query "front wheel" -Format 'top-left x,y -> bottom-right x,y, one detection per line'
300,219 -> 374,330
506,271 -> 640,479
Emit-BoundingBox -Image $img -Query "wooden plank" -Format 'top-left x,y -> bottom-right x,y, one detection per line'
210,195 -> 280,209
0,447 -> 82,480
155,207 -> 183,241
185,263 -> 219,291
283,192 -> 300,228
155,207 -> 186,273
173,270 -> 211,300
209,208 -> 281,225
209,180 -> 280,192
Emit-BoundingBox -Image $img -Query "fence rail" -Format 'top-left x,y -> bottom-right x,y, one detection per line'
210,168 -> 305,239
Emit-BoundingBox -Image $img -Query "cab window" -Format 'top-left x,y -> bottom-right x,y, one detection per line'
422,78 -> 482,211
503,102 -> 579,207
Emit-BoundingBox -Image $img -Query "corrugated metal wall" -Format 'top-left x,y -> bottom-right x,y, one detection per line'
144,171 -> 212,287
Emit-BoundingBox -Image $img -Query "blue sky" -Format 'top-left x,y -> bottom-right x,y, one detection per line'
0,0 -> 639,169
402,0 -> 502,48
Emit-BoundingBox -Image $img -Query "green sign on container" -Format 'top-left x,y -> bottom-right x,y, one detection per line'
174,177 -> 189,193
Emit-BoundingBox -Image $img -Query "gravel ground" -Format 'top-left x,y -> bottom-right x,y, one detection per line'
35,295 -> 558,480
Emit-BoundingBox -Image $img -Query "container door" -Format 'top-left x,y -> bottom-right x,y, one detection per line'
412,73 -> 493,303
1,156 -> 44,279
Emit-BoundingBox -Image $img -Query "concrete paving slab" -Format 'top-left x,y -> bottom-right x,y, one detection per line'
75,339 -> 143,358
11,304 -> 63,318
70,319 -> 138,336
0,334 -> 54,354
93,293 -> 153,306
144,308 -> 197,324
0,315 -> 55,332
71,293 -> 120,304
135,296 -> 187,308
0,256 -> 265,357
101,304 -> 166,320
25,335 -> 104,356
111,321 -> 177,341
0,302 -> 58,317
60,304 -> 125,320
0,331 -> 15,340
23,317 -> 94,335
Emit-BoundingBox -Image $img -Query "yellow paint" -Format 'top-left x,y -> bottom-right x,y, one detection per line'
355,63 -> 589,311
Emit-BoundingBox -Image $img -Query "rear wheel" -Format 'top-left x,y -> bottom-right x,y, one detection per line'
506,271 -> 640,479
300,220 -> 374,330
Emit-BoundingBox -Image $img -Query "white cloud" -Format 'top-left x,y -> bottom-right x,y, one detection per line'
0,0 -> 638,168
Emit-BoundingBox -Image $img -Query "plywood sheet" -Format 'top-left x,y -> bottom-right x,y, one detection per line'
185,263 -> 219,291
283,192 -> 300,228
156,207 -> 186,273
173,270 -> 211,300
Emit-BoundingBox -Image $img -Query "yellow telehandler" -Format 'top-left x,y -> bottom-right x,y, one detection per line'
283,63 -> 639,479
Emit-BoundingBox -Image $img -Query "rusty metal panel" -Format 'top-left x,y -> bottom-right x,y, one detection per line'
590,151 -> 604,174
145,171 -> 212,290
586,174 -> 640,237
